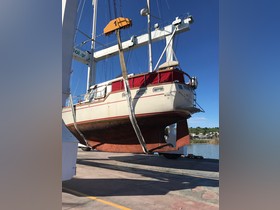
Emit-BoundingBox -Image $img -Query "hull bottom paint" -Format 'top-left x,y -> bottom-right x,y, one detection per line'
66,112 -> 190,153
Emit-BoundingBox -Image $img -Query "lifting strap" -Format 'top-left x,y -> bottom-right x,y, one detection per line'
69,94 -> 89,147
116,29 -> 149,154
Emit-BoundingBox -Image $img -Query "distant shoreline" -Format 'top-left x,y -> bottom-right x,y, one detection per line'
191,138 -> 219,144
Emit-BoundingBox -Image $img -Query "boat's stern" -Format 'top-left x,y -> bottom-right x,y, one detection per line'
170,81 -> 201,116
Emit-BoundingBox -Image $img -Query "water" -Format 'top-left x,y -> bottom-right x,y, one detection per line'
187,144 -> 219,159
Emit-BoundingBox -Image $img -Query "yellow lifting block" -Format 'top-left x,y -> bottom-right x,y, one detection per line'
104,17 -> 132,36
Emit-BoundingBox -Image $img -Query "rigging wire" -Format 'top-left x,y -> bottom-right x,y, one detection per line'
72,0 -> 86,97
174,33 -> 179,61
107,0 -> 112,20
72,65 -> 86,97
113,0 -> 117,18
156,0 -> 162,19
125,48 -> 132,69
76,0 -> 83,21
119,0 -> 123,17
74,0 -> 86,43
165,0 -> 170,10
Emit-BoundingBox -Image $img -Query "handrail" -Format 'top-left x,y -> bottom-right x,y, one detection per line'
66,86 -> 108,106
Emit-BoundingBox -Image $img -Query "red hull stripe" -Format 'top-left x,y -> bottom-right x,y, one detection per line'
65,111 -> 184,126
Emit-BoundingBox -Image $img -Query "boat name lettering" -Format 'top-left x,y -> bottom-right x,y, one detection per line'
153,87 -> 164,92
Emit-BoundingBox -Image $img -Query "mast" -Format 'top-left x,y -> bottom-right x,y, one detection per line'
147,0 -> 153,72
87,0 -> 98,92
141,0 -> 153,72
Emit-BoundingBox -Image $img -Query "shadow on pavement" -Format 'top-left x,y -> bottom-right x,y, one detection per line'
80,154 -> 219,172
109,154 -> 219,172
63,155 -> 218,197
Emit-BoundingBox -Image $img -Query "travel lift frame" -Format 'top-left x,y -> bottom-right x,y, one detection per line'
62,0 -> 79,181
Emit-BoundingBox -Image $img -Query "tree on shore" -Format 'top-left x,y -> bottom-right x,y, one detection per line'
189,127 -> 219,134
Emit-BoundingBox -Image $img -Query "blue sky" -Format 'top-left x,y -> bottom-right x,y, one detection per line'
71,0 -> 219,128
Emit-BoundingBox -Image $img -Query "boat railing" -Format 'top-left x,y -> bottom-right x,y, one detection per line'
88,86 -> 107,100
65,86 -> 109,106
65,94 -> 86,106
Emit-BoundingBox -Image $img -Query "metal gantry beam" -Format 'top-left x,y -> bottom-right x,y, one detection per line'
73,16 -> 193,65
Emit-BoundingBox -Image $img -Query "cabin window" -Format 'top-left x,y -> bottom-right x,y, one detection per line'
88,86 -> 107,100
107,85 -> 112,94
95,87 -> 107,99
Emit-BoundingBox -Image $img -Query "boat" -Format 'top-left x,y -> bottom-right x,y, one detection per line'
62,0 -> 201,153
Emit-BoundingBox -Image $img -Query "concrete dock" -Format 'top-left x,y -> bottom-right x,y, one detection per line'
62,150 -> 219,210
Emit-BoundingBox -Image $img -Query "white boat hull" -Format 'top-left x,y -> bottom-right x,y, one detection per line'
62,69 -> 200,152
